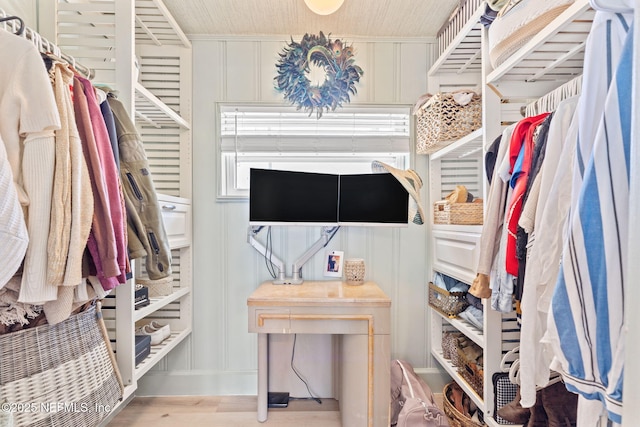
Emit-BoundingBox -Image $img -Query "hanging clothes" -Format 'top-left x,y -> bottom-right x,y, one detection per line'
47,62 -> 94,288
107,93 -> 173,283
504,112 -> 549,277
516,95 -> 579,408
0,30 -> 60,302
0,135 -> 27,286
73,76 -> 121,291
76,76 -> 129,286
543,14 -> 634,424
470,124 -> 515,300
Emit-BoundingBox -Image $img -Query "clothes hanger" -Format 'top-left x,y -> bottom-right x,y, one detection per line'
0,16 -> 25,36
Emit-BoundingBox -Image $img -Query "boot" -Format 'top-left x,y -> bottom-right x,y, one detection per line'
469,273 -> 491,299
540,381 -> 578,426
526,389 -> 548,427
497,387 -> 531,424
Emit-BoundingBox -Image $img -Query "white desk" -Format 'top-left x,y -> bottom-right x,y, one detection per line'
247,280 -> 391,427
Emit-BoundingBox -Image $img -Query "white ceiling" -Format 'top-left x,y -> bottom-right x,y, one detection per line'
162,0 -> 460,39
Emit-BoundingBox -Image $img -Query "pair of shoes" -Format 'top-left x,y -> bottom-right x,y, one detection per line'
498,387 -> 531,424
469,273 -> 492,299
136,321 -> 171,345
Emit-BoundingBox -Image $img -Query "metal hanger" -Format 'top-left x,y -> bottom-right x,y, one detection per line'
0,15 -> 25,36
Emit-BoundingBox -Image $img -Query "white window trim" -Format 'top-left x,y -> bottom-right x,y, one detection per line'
215,102 -> 413,200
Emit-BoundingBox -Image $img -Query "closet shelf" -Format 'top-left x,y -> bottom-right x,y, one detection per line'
432,224 -> 483,234
434,309 -> 484,347
134,287 -> 190,322
485,417 -> 523,427
135,0 -> 191,48
432,348 -> 485,411
430,128 -> 483,161
486,0 -> 594,91
135,82 -> 191,129
429,3 -> 484,76
134,328 -> 192,379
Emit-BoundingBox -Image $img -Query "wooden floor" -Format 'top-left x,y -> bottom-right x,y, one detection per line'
107,394 -> 446,427
107,396 -> 342,427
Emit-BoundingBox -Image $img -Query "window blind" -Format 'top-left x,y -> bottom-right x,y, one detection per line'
219,105 -> 410,155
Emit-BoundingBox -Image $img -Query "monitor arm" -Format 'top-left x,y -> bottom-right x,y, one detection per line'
247,226 -> 286,282
247,226 -> 340,285
290,226 -> 340,285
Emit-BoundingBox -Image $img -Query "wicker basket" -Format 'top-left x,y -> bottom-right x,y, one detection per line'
428,282 -> 469,318
415,91 -> 482,154
0,303 -> 123,427
434,201 -> 483,225
443,382 -> 485,427
457,343 -> 484,398
137,276 -> 173,298
442,331 -> 465,366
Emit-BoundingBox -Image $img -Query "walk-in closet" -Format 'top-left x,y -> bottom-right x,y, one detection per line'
0,1 -> 638,426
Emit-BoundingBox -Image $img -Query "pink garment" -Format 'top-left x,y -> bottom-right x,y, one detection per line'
73,77 -> 120,290
77,76 -> 128,286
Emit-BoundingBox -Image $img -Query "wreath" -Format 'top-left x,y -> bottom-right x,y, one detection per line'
275,32 -> 363,118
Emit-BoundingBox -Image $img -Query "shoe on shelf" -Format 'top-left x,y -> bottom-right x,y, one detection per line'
136,324 -> 165,346
148,321 -> 171,341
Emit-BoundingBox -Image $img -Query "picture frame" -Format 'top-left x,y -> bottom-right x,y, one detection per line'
324,250 -> 344,277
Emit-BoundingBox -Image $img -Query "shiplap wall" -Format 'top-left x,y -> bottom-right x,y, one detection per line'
137,36 -> 448,396
2,0 -> 446,394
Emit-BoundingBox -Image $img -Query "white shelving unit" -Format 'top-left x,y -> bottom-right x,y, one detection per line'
54,0 -> 193,409
425,0 -> 598,423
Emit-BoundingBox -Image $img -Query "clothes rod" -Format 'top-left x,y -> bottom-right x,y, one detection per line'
0,8 -> 94,80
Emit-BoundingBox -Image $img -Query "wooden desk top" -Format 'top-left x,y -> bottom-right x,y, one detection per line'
247,280 -> 391,307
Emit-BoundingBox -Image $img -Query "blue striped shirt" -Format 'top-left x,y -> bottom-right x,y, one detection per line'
546,16 -> 633,424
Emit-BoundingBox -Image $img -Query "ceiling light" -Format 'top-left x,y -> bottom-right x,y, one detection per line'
304,0 -> 345,15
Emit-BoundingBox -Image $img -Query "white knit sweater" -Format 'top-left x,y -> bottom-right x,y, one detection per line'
0,31 -> 61,304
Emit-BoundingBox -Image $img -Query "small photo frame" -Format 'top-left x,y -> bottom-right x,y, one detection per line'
324,250 -> 344,277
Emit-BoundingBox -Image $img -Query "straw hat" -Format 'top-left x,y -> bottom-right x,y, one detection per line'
371,161 -> 425,225
0,137 -> 28,289
445,185 -> 474,204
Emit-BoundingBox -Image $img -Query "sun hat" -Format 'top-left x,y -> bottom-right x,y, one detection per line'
371,161 -> 425,225
0,136 -> 28,289
445,185 -> 475,204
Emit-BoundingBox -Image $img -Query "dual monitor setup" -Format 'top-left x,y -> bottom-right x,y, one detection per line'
249,168 -> 409,226
248,168 -> 409,285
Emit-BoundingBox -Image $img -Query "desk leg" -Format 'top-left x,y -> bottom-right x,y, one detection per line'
257,333 -> 268,422
340,333 -> 390,427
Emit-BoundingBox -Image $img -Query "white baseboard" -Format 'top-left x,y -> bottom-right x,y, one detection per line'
136,370 -> 258,396
135,367 -> 452,397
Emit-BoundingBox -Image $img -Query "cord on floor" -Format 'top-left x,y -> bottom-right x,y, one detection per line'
291,334 -> 322,405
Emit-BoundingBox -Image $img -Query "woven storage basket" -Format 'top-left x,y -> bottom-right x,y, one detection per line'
428,282 -> 469,318
137,276 -> 173,298
415,91 -> 481,154
457,344 -> 484,398
434,201 -> 483,225
443,382 -> 485,427
442,331 -> 465,366
0,303 -> 123,427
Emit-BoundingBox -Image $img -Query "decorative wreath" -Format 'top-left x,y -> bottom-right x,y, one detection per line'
275,32 -> 364,118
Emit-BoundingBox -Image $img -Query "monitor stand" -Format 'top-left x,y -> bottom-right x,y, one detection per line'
247,226 -> 340,285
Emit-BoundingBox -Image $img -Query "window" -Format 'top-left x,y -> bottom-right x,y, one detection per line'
218,104 -> 411,198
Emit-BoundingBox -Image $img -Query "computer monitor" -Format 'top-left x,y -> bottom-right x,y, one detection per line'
249,169 -> 339,226
338,173 -> 409,226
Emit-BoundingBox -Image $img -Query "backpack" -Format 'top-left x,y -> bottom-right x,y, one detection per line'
390,359 -> 449,427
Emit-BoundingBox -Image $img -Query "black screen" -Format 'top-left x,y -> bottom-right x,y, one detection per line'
249,169 -> 339,224
338,174 -> 409,224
